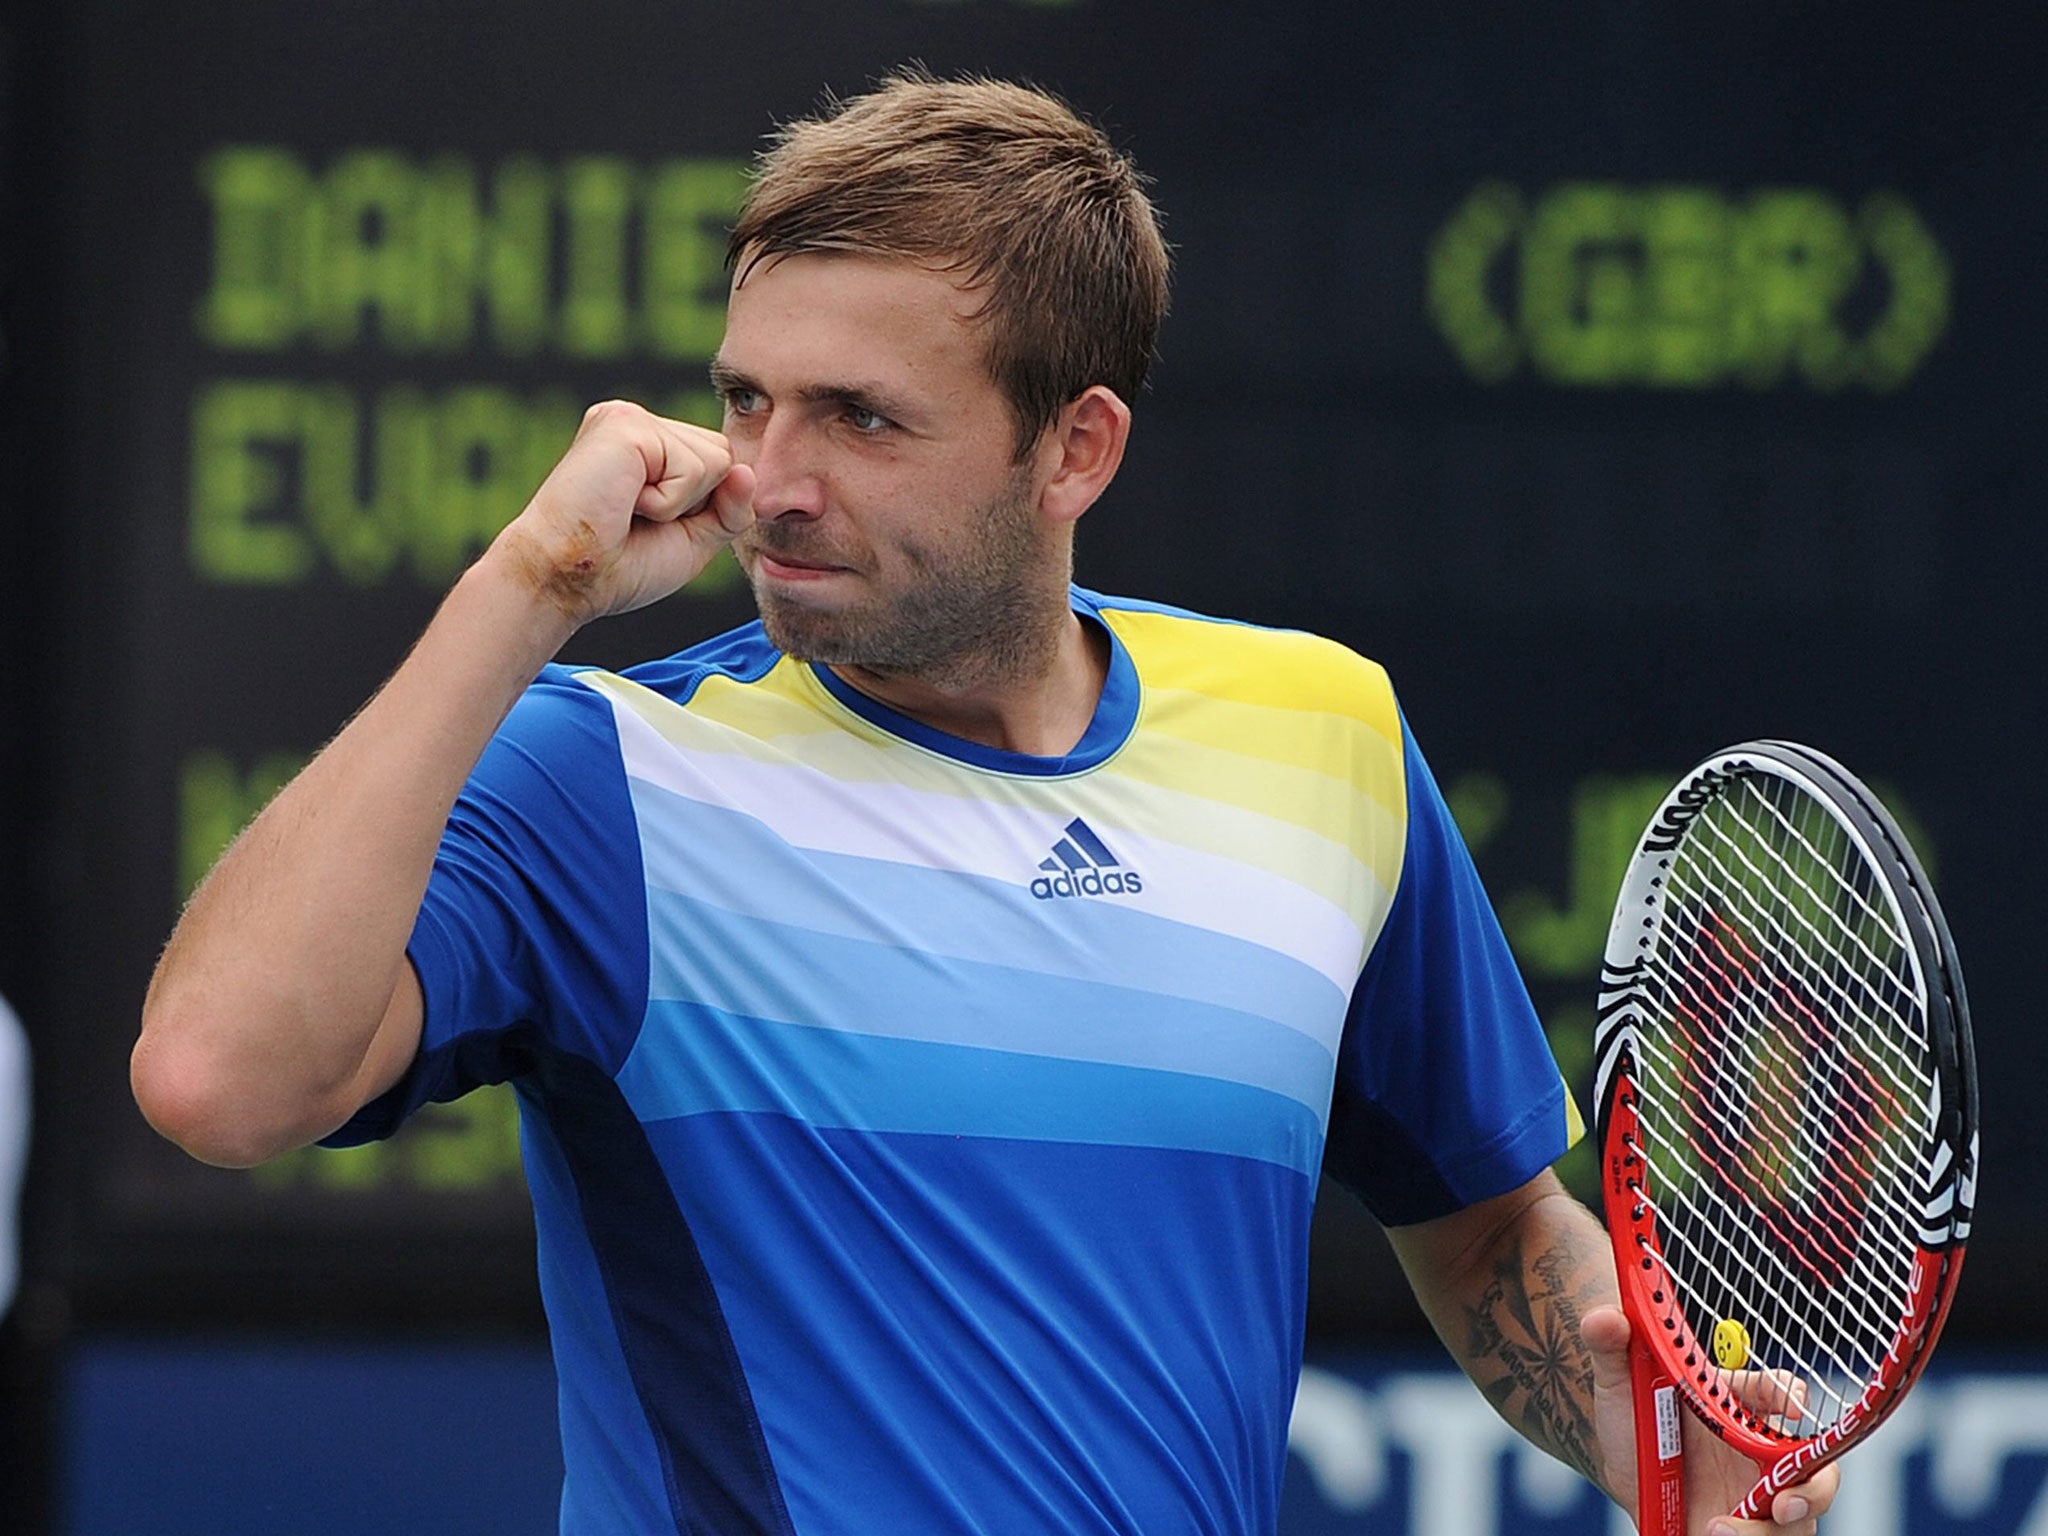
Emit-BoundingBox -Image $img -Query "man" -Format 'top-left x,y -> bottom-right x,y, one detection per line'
134,72 -> 1835,1535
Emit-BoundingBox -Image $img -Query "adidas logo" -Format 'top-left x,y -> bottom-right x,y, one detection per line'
1029,818 -> 1144,901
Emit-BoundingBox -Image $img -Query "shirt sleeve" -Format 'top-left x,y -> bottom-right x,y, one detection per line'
1323,711 -> 1578,1225
322,665 -> 650,1146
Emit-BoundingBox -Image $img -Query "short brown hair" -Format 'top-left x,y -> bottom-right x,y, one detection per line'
729,69 -> 1172,457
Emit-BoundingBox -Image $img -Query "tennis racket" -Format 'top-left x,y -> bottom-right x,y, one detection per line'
1593,740 -> 1976,1533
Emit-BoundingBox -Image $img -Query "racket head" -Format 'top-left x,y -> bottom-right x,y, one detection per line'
1594,741 -> 1976,1490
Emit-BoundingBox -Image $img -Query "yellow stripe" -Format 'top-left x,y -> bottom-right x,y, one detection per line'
1564,1083 -> 1588,1147
576,662 -> 836,750
1113,774 -> 1397,934
1104,729 -> 1404,897
1099,607 -> 1403,745
1099,605 -> 1409,895
673,663 -> 844,740
1134,684 -> 1405,816
577,665 -> 1042,793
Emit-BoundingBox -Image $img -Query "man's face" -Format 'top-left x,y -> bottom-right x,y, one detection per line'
713,253 -> 1058,676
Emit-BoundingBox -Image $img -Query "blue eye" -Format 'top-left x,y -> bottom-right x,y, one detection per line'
845,405 -> 890,434
722,387 -> 762,416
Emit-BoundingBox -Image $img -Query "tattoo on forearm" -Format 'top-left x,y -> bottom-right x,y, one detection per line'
1462,1224 -> 1610,1488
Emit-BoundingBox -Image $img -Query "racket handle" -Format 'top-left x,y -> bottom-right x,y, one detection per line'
1631,1335 -> 1686,1535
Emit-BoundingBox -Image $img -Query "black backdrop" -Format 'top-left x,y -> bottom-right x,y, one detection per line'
6,1 -> 2042,1361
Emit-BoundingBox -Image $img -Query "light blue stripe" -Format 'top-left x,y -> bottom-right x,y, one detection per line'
620,1000 -> 1327,1177
626,778 -> 1349,1046
642,881 -> 1337,1125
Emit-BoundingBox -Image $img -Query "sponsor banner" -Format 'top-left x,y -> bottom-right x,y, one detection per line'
60,1340 -> 2048,1536
1287,1353 -> 2048,1535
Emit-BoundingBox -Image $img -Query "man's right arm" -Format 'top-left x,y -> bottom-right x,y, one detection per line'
132,403 -> 755,1168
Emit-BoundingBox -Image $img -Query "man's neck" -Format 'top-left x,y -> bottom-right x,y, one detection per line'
828,609 -> 1110,757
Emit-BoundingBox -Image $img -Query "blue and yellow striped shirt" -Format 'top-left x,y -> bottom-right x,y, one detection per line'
334,587 -> 1576,1536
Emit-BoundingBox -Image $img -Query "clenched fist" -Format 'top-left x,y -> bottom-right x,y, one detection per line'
488,400 -> 757,628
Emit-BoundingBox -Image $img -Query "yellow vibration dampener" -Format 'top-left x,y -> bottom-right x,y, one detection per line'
1712,1318 -> 1752,1371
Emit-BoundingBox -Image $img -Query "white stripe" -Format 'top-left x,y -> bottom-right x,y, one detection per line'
603,689 -> 1374,996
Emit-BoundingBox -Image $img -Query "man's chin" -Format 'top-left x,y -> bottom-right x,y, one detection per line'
753,593 -> 864,664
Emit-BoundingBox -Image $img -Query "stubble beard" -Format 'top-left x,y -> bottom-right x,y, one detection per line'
746,474 -> 1069,692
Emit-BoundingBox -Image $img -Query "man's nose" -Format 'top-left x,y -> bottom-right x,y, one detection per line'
744,414 -> 828,520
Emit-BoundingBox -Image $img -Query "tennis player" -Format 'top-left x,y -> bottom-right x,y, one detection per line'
134,71 -> 1837,1536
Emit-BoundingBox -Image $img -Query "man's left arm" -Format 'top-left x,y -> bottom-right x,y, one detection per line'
1384,1168 -> 1837,1536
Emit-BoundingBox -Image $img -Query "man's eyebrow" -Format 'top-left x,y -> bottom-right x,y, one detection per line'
711,361 -> 921,424
707,359 -> 753,393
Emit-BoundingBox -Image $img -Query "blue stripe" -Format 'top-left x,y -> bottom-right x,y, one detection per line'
646,1117 -> 1310,1535
520,1091 -> 691,1532
641,884 -> 1337,1124
528,1050 -> 794,1535
598,622 -> 785,708
619,1003 -> 1327,1177
1076,587 -> 1266,630
626,781 -> 1349,1048
805,589 -> 1140,776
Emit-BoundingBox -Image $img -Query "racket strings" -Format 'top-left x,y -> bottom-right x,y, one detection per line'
1651,821 -> 1927,1251
1645,945 -> 1921,1393
1628,773 -> 1938,1432
1644,999 -> 1919,1396
1631,1096 -> 1907,1412
1631,1115 -> 1902,1427
1683,790 -> 1926,1080
1681,781 -> 1932,1191
1656,909 -> 1920,1266
1682,791 -> 1922,1064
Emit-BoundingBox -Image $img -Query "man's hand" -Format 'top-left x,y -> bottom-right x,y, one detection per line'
488,400 -> 757,628
1390,1176 -> 1845,1536
1584,1305 -> 1838,1536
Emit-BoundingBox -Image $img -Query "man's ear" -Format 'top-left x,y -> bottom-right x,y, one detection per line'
1037,385 -> 1132,527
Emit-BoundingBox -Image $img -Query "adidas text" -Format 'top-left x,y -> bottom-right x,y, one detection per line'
1030,869 -> 1144,901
